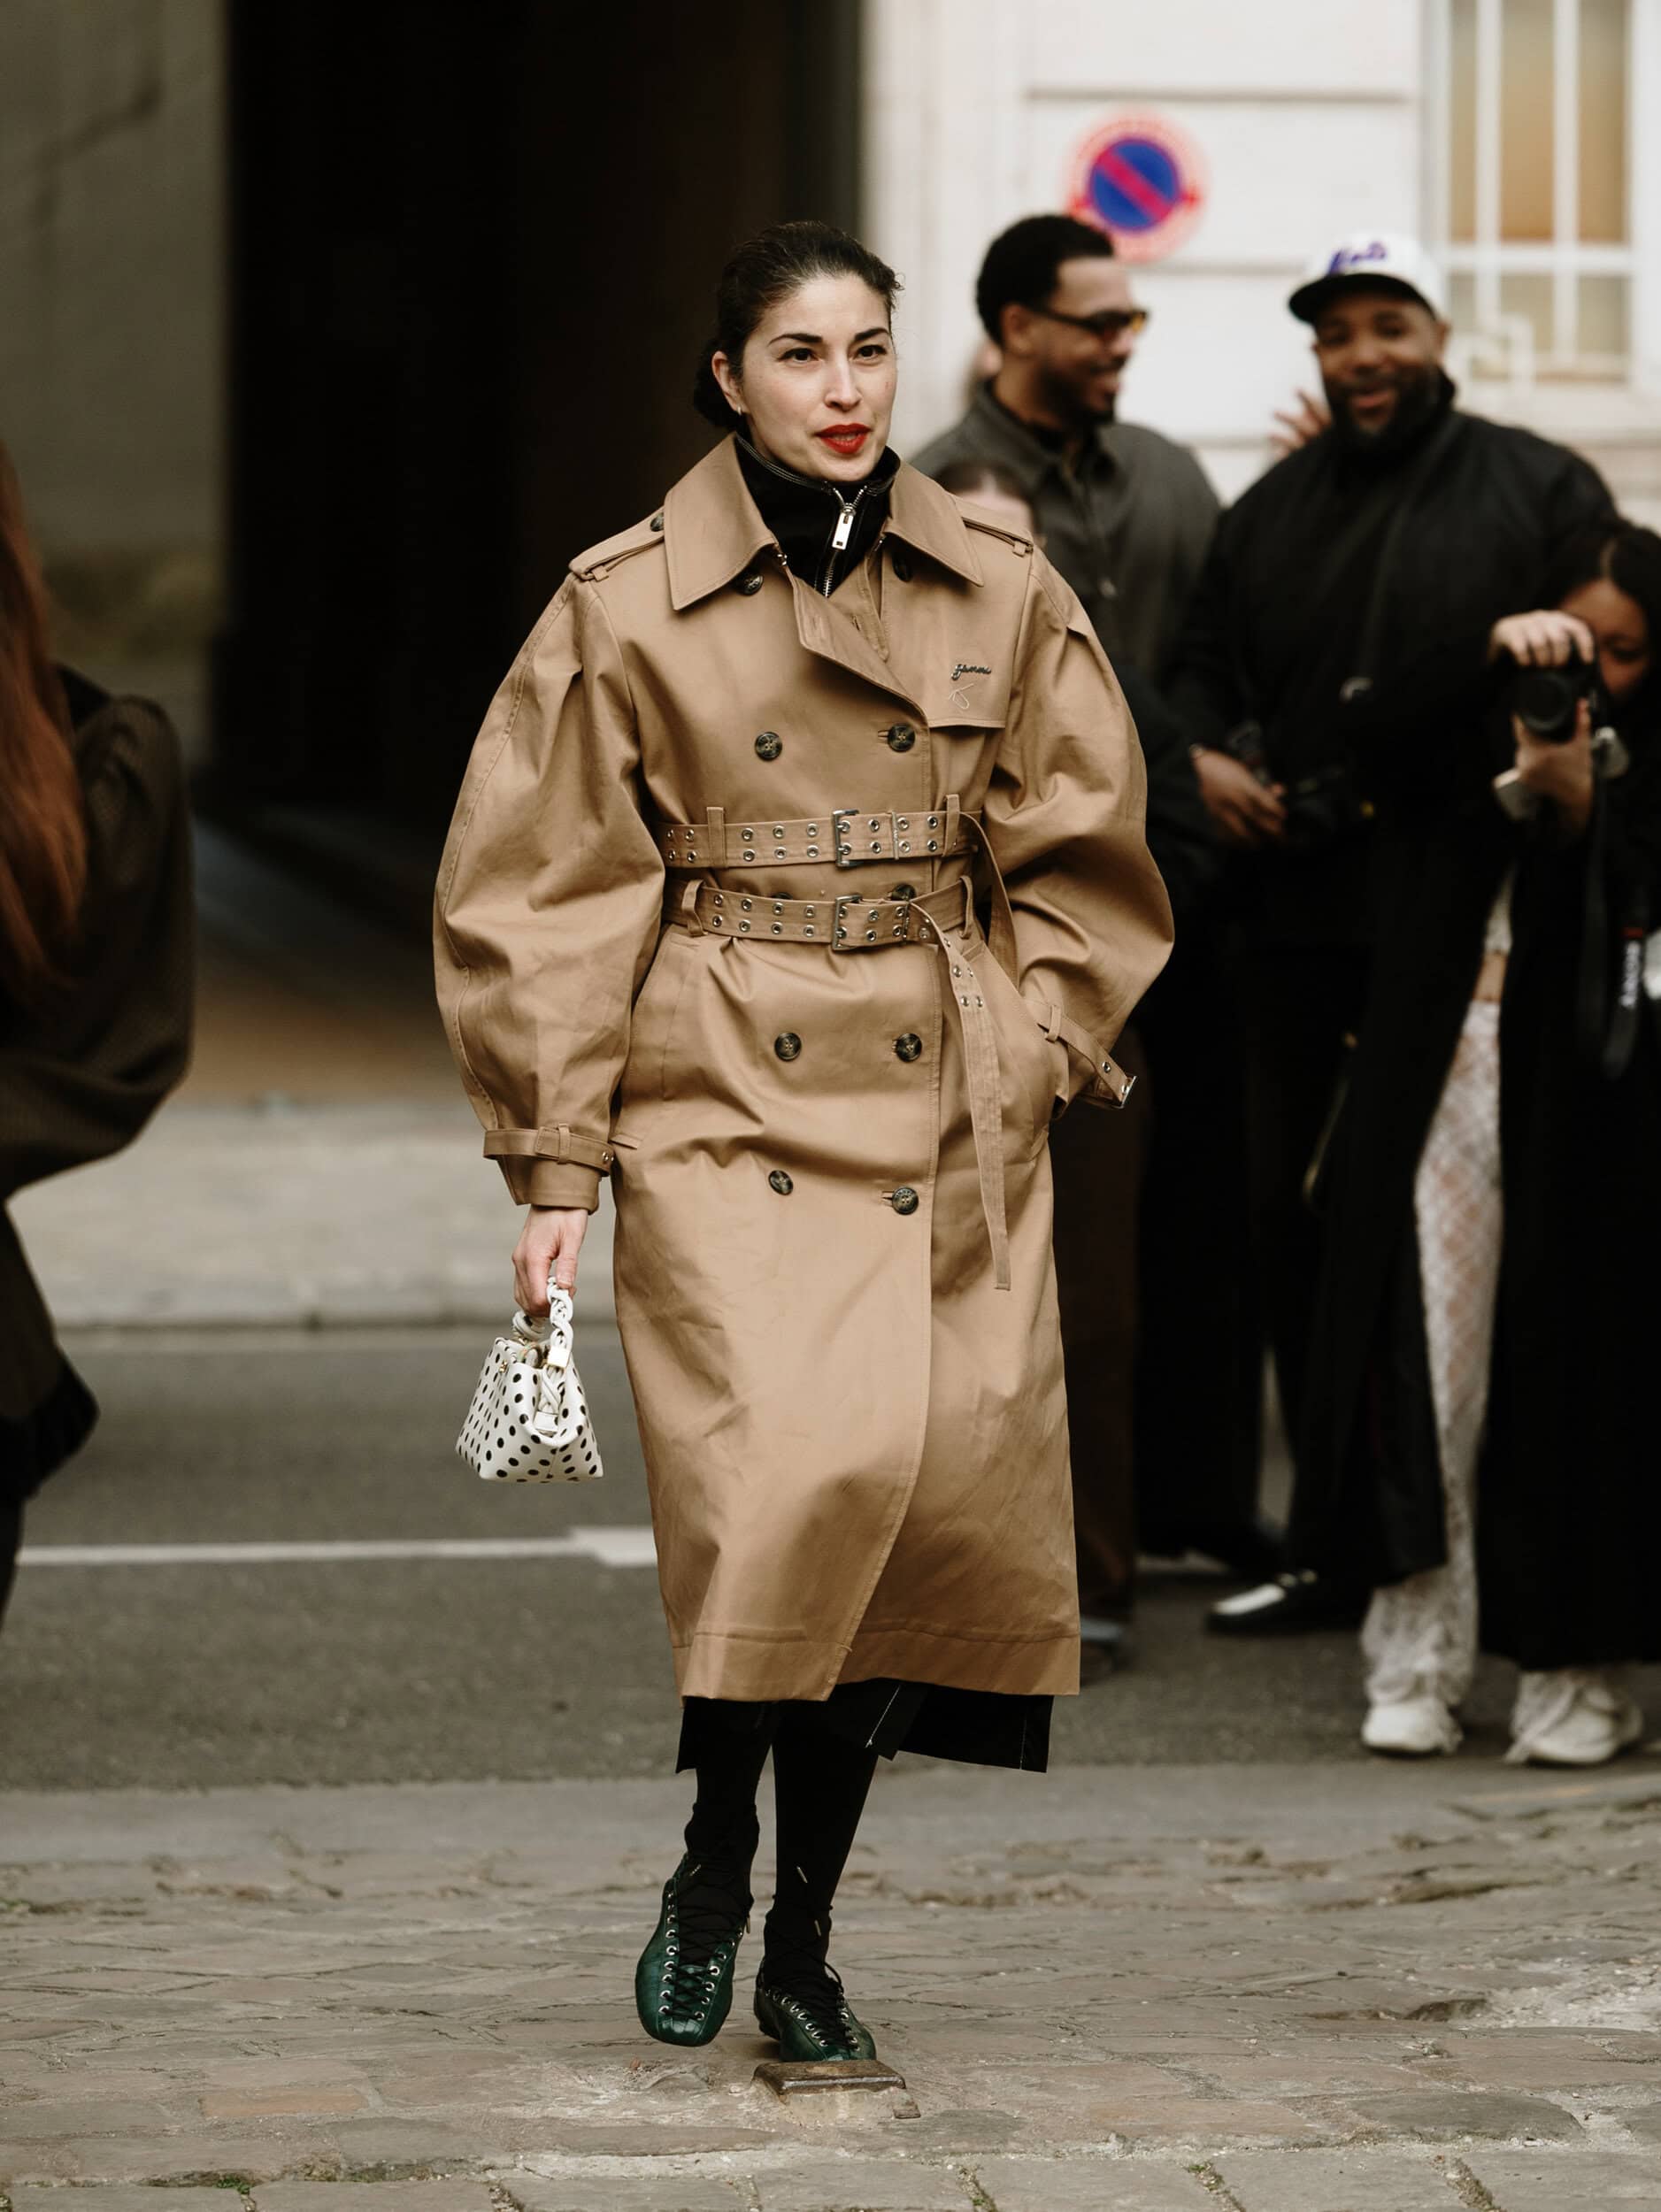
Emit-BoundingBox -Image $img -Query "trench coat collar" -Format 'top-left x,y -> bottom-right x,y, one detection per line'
665,435 -> 982,613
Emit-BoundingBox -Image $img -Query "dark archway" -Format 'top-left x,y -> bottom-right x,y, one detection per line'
211,0 -> 860,891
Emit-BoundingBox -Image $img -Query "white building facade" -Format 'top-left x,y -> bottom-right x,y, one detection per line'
865,0 -> 1661,516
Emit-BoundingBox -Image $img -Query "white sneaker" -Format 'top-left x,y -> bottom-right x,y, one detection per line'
1506,1671 -> 1644,1768
1362,1694 -> 1462,1757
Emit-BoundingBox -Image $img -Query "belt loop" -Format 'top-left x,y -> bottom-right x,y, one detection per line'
677,878 -> 704,933
704,804 -> 727,864
944,794 -> 960,853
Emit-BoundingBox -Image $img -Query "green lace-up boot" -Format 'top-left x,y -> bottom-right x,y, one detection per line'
634,1855 -> 749,2047
753,1957 -> 878,2062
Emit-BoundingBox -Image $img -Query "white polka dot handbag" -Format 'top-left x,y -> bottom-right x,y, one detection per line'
457,1282 -> 604,1484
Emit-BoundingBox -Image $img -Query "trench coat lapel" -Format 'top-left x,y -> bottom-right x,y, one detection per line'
664,440 -> 986,724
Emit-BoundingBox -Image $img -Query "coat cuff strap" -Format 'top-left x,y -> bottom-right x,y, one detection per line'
482,1125 -> 618,1171
1043,1002 -> 1136,1109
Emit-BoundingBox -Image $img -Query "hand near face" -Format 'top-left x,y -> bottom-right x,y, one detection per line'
1488,610 -> 1596,669
1269,388 -> 1331,457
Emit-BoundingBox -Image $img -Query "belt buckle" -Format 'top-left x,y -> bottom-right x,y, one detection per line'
833,893 -> 889,951
834,807 -> 896,869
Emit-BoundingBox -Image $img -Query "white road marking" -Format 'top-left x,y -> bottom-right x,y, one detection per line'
15,1527 -> 658,1570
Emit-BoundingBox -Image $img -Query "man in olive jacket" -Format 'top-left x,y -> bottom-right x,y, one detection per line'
913,214 -> 1219,680
918,214 -> 1226,1656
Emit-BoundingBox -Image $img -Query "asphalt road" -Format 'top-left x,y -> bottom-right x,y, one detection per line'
5,1324 -> 1653,1790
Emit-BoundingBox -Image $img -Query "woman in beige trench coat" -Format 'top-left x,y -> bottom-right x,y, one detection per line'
436,223 -> 1172,2062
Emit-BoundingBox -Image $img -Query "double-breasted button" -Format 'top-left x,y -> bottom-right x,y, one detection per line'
886,723 -> 917,752
891,548 -> 913,582
768,1170 -> 794,1194
736,572 -> 764,596
773,1033 -> 802,1062
894,1033 -> 923,1063
755,731 -> 783,762
890,881 -> 918,900
650,512 -> 664,533
888,1185 -> 920,1215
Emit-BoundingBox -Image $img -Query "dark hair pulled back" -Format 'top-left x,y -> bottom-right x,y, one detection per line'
692,220 -> 902,433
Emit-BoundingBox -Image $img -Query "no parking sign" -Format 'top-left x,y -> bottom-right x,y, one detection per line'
1068,113 -> 1208,265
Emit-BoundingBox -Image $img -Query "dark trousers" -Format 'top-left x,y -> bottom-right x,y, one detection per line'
1049,1025 -> 1150,1620
1238,941 -> 1372,1471
1133,931 -> 1265,1554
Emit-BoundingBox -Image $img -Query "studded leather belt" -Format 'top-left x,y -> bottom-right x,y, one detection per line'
658,797 -> 972,872
672,879 -> 964,948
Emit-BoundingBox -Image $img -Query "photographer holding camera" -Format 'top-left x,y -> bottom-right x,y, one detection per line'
1290,522 -> 1661,1763
1168,234 -> 1614,1633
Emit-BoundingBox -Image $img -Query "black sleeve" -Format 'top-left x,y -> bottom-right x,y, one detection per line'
0,699 -> 195,1200
1116,663 -> 1220,927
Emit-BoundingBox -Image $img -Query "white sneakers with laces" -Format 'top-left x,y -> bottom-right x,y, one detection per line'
1361,1686 -> 1463,1757
1505,1669 -> 1645,1768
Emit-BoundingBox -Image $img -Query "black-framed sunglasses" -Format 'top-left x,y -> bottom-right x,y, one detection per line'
1026,304 -> 1149,341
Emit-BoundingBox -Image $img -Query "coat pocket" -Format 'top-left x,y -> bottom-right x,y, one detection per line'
977,941 -> 1065,1152
619,926 -> 696,1110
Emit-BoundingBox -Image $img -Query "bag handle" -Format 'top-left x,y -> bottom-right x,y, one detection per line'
510,1278 -> 574,1370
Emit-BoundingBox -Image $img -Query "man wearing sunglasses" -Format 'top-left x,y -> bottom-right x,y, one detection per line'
915,212 -> 1219,679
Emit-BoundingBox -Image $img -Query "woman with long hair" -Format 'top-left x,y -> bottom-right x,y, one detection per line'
436,222 -> 1170,2058
0,443 -> 194,1624
1296,520 -> 1661,1764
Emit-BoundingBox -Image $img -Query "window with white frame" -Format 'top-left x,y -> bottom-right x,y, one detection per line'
1426,0 -> 1632,381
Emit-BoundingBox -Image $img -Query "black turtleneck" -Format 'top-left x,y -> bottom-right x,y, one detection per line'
734,435 -> 899,598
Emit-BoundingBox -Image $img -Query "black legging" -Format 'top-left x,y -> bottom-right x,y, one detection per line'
0,1495 -> 21,1634
682,1700 -> 878,1967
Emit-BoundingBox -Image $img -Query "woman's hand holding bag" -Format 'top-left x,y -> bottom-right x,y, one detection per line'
458,1267 -> 604,1485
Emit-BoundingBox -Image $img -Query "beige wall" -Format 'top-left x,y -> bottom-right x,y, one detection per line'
0,0 -> 223,756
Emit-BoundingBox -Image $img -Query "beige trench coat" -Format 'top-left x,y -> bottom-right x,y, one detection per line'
436,436 -> 1172,1705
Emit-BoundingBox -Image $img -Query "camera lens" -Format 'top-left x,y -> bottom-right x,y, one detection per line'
1511,665 -> 1586,743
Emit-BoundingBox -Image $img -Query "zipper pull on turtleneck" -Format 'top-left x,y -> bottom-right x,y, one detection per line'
830,501 -> 856,555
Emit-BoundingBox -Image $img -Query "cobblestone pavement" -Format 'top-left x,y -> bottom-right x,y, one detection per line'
4,1763 -> 1659,2209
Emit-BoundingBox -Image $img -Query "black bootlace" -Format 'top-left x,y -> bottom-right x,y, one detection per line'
673,1861 -> 750,1972
762,1939 -> 855,2037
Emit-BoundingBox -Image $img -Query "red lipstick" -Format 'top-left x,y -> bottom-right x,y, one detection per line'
817,426 -> 871,457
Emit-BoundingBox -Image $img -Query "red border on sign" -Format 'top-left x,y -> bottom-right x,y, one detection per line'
1067,111 -> 1209,265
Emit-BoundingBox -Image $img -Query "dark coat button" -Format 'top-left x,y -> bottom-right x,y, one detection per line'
889,1185 -> 920,1214
886,723 -> 917,752
774,1033 -> 802,1062
768,1170 -> 794,1194
755,731 -> 783,761
891,547 -> 913,582
650,512 -> 664,532
736,572 -> 764,595
894,1033 -> 923,1063
890,881 -> 918,900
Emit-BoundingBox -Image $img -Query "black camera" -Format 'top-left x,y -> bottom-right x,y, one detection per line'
1509,655 -> 1603,744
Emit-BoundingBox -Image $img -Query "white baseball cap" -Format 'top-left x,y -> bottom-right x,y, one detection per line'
1289,232 -> 1448,325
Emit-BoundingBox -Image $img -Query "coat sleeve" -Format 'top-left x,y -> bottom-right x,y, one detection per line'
434,575 -> 665,1211
981,553 -> 1174,1107
0,699 -> 194,1202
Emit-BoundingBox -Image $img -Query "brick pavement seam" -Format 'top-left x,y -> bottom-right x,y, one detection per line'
1188,2162 -> 1245,2208
1447,2160 -> 1504,2210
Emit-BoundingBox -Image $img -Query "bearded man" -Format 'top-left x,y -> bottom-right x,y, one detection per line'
1168,234 -> 1613,1633
914,213 -> 1218,679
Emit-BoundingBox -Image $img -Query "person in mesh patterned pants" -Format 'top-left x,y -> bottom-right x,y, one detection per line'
1293,521 -> 1661,1765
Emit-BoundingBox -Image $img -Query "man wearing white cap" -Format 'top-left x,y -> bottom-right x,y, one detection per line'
1167,230 -> 1613,1634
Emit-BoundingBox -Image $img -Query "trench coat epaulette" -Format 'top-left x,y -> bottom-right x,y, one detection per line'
568,510 -> 669,585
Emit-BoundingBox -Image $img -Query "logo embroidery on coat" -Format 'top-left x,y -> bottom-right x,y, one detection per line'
952,663 -> 992,680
